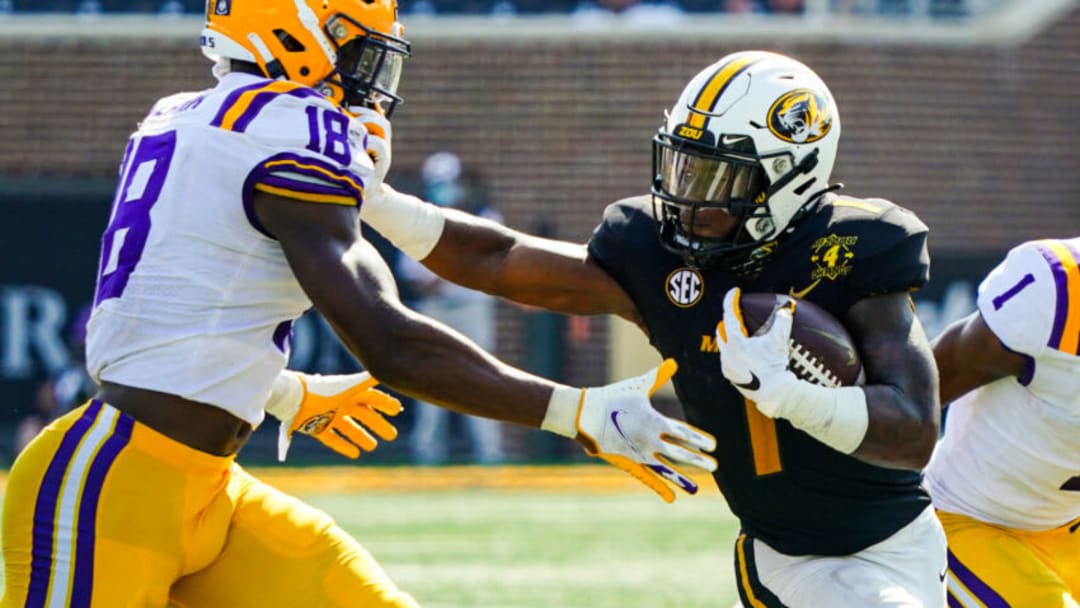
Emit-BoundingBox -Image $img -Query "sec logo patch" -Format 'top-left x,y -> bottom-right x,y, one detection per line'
666,268 -> 704,308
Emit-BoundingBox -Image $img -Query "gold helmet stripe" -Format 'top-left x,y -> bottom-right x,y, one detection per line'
687,54 -> 763,131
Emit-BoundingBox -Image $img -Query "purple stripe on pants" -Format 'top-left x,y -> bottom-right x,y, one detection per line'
26,401 -> 104,608
947,549 -> 1009,608
69,412 -> 134,608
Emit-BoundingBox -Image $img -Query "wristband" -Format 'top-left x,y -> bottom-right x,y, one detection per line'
542,385 -> 583,438
360,188 -> 446,260
776,383 -> 868,454
265,370 -> 303,422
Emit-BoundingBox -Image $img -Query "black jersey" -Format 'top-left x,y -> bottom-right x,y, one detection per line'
588,192 -> 932,556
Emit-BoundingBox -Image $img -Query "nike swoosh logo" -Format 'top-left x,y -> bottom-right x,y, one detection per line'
611,411 -> 650,461
788,279 -> 821,300
721,135 -> 748,146
610,411 -> 634,442
939,570 -> 947,582
734,372 -> 760,391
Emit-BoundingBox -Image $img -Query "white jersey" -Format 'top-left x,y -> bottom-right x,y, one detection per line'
926,238 -> 1080,530
86,73 -> 375,426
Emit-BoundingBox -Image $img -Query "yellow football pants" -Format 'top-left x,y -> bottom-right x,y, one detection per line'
1,400 -> 419,608
939,509 -> 1080,608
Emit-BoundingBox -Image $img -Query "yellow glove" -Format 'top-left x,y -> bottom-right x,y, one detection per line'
266,371 -> 403,461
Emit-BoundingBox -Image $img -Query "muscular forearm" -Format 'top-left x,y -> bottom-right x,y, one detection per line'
363,185 -> 639,319
428,216 -> 626,315
330,306 -> 556,428
852,384 -> 939,470
843,293 -> 940,470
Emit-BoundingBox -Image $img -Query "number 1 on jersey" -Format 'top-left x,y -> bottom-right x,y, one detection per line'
95,131 -> 177,304
745,399 -> 783,475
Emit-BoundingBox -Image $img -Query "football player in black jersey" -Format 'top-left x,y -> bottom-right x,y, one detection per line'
363,50 -> 946,607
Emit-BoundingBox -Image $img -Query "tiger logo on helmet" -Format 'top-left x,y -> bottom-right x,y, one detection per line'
768,89 -> 834,145
201,0 -> 411,114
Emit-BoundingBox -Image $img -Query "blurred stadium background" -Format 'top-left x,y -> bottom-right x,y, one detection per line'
0,0 -> 1078,604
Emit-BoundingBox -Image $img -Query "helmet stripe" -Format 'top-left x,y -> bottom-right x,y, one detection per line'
292,0 -> 337,65
687,54 -> 763,131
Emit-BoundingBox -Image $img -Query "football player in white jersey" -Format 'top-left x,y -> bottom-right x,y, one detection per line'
0,2 -> 718,607
926,238 -> 1080,607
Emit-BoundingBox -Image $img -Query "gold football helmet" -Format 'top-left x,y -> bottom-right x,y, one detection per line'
202,0 -> 411,114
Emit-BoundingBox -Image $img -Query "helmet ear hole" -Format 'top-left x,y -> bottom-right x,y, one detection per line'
274,29 -> 306,52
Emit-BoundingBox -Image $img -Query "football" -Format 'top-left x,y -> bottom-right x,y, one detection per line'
737,292 -> 863,387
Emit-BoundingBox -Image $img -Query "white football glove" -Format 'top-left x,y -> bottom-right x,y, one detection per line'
716,287 -> 869,454
351,107 -> 392,189
716,287 -> 801,417
544,359 -> 718,503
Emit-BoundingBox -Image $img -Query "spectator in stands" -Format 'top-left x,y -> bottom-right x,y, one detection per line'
397,152 -> 507,465
572,0 -> 685,25
722,0 -> 803,14
765,0 -> 804,14
13,304 -> 95,457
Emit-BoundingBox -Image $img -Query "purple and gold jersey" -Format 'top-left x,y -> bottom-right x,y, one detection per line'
927,238 -> 1080,531
85,72 -> 375,426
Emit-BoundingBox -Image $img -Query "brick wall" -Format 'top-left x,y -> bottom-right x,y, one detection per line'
3,9 -> 1078,391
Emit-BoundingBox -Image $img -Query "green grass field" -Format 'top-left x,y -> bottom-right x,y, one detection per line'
0,467 -> 742,607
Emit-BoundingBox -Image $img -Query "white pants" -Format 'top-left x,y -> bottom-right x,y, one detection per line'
734,506 -> 948,608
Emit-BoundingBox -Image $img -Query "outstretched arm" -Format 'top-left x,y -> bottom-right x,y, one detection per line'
254,191 -> 716,501
256,191 -> 552,423
361,185 -> 641,324
932,311 -> 1027,404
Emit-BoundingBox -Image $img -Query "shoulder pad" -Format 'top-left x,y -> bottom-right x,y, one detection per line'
824,195 -> 928,256
208,79 -> 373,206
208,79 -> 360,158
977,239 -> 1080,357
599,196 -> 651,228
805,195 -> 929,299
589,196 -> 655,267
592,196 -> 653,247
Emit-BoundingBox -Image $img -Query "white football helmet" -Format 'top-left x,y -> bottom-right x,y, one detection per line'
652,50 -> 840,273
